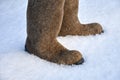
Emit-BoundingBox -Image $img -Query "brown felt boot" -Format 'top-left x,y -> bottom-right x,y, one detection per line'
25,0 -> 84,65
59,0 -> 103,36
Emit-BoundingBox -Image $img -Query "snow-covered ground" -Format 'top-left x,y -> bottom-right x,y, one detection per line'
0,0 -> 120,80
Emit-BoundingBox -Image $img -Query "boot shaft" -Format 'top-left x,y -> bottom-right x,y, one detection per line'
26,0 -> 65,50
27,0 -> 65,37
64,0 -> 79,16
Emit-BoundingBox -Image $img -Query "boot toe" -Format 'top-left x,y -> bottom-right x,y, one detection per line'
74,58 -> 84,65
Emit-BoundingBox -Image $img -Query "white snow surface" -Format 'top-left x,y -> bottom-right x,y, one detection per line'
0,0 -> 120,80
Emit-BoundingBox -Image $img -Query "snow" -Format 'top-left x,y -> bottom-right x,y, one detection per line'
0,0 -> 120,80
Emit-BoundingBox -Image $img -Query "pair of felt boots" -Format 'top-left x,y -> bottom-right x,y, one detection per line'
25,0 -> 103,65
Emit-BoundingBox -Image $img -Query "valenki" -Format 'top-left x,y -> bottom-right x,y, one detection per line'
59,0 -> 103,36
25,0 -> 103,65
